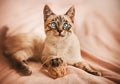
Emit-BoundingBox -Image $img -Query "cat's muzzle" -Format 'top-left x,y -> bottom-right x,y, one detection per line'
57,30 -> 64,37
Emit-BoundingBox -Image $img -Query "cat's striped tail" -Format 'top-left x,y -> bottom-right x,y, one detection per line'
0,26 -> 9,51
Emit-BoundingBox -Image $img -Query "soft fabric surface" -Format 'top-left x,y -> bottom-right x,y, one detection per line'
0,0 -> 120,84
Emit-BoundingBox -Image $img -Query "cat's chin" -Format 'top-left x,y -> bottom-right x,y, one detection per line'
54,34 -> 65,37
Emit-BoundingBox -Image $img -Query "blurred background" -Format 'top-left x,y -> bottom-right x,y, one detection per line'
0,0 -> 120,83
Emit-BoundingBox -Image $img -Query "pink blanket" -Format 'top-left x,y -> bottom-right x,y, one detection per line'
0,0 -> 120,84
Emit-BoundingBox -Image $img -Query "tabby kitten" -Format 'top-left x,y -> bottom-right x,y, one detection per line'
42,5 -> 101,78
2,5 -> 101,77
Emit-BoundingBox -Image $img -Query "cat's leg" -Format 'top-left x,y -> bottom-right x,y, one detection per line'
73,60 -> 101,76
9,49 -> 33,75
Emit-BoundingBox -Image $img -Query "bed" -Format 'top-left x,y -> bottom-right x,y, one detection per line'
0,0 -> 120,84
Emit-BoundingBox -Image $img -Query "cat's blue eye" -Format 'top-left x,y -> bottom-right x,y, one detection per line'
51,22 -> 56,28
63,23 -> 68,29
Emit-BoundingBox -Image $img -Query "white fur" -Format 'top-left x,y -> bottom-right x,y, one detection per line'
42,32 -> 83,65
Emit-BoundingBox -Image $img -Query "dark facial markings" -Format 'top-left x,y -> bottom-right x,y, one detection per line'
49,16 -> 72,31
52,16 -> 63,26
45,16 -> 72,36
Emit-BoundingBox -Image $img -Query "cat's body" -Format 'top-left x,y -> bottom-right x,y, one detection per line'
2,5 -> 101,78
3,33 -> 44,75
42,30 -> 82,65
4,33 -> 44,60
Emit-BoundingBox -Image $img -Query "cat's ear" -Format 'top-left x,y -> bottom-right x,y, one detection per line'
43,5 -> 55,22
65,6 -> 75,23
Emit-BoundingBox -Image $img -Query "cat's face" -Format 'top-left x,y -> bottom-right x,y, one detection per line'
43,5 -> 75,38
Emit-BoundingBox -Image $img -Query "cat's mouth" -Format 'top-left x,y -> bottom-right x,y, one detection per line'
54,31 -> 65,37
58,33 -> 64,37
55,34 -> 64,37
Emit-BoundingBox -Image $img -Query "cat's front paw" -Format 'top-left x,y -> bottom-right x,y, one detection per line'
50,58 -> 63,67
48,58 -> 67,78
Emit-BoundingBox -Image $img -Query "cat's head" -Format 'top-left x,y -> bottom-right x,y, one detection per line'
43,5 -> 75,38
